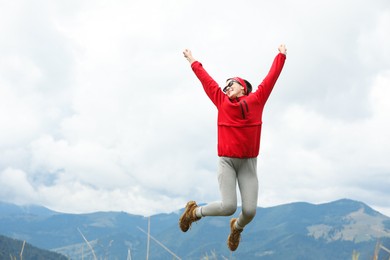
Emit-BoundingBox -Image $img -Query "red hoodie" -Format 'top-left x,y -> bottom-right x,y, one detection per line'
191,53 -> 286,158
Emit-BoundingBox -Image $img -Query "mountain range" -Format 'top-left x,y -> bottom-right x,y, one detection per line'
0,199 -> 390,259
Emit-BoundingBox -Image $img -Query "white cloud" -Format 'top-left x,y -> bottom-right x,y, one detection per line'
0,168 -> 37,204
260,69 -> 390,216
0,0 -> 389,217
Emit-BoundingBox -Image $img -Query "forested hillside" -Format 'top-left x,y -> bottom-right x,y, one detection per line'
0,235 -> 67,260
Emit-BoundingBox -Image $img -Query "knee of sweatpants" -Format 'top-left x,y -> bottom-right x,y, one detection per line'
222,203 -> 237,216
242,207 -> 257,220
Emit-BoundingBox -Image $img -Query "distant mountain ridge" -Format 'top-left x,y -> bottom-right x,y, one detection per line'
0,199 -> 389,259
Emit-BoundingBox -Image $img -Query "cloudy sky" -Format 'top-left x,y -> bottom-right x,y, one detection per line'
0,0 -> 389,217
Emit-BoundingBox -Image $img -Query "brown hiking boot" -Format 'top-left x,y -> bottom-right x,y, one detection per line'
227,218 -> 242,251
179,201 -> 201,232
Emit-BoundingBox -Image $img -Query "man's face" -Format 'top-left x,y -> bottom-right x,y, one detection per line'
224,80 -> 245,99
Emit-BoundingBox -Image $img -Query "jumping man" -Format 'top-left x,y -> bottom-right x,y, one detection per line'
179,45 -> 287,251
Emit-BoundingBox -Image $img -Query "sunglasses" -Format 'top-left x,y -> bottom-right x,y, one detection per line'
223,80 -> 241,93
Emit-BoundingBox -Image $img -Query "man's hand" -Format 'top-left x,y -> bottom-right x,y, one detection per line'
278,44 -> 287,55
183,49 -> 196,64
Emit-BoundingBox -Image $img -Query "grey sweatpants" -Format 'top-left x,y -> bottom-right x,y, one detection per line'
200,156 -> 258,229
